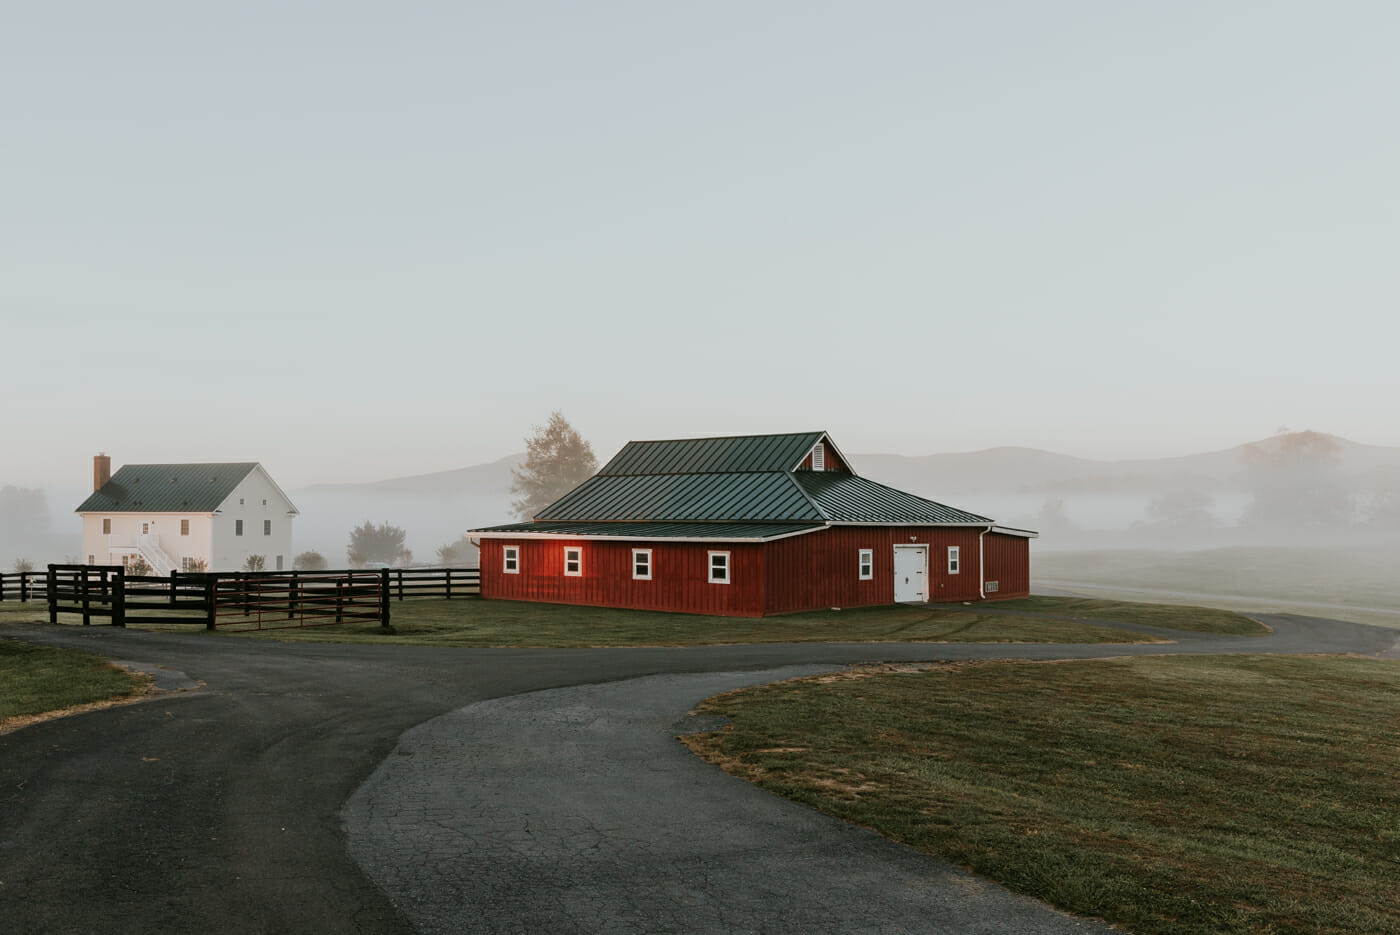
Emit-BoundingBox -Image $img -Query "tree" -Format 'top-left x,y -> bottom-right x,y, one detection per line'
1239,430 -> 1352,533
436,536 -> 480,567
293,550 -> 328,571
1144,488 -> 1218,530
127,556 -> 151,576
510,411 -> 598,520
242,554 -> 266,572
347,521 -> 410,567
12,558 -> 35,574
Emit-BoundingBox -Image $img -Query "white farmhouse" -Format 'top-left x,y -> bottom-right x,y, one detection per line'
77,454 -> 299,573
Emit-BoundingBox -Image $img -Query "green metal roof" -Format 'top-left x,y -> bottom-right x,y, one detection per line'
599,432 -> 828,475
76,463 -> 262,513
793,472 -> 993,525
536,472 -> 823,522
470,521 -> 825,541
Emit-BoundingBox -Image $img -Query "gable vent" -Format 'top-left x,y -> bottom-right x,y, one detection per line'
812,443 -> 825,471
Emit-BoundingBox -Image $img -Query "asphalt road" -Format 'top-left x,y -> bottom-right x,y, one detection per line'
1,614 -> 1396,934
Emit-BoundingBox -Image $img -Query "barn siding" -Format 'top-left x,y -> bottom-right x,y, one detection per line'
478,537 -> 767,616
981,532 -> 1031,599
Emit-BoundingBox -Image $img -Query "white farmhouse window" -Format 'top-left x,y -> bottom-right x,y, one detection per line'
708,551 -> 730,584
948,546 -> 960,574
632,549 -> 652,580
235,520 -> 243,537
181,519 -> 190,536
858,549 -> 873,580
503,546 -> 519,574
565,547 -> 582,576
264,519 -> 271,536
102,518 -> 112,534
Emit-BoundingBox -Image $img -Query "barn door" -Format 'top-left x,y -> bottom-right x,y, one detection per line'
893,546 -> 927,602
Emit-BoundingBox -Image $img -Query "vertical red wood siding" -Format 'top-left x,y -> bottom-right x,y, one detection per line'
478,538 -> 766,616
479,526 -> 1029,617
981,532 -> 1031,599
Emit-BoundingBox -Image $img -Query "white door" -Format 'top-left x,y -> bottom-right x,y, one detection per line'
893,546 -> 927,602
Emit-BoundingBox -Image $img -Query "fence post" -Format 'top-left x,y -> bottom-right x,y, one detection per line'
288,571 -> 298,620
445,568 -> 452,600
205,575 -> 217,630
397,568 -> 404,602
169,569 -> 178,606
381,568 -> 392,629
335,581 -> 344,624
18,571 -> 26,603
47,564 -> 58,624
112,568 -> 126,628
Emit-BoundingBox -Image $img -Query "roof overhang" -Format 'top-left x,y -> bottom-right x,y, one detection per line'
989,525 -> 1039,538
467,525 -> 827,544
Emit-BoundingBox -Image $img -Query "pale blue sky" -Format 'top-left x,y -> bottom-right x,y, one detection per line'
4,2 -> 1397,489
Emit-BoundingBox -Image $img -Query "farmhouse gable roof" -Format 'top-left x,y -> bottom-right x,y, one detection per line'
75,463 -> 299,515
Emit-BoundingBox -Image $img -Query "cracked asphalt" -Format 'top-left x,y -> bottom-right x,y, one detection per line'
1,612 -> 1396,934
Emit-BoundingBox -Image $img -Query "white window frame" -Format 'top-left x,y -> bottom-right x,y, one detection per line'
564,547 -> 582,577
503,546 -> 520,574
102,518 -> 112,534
263,519 -> 271,536
180,519 -> 190,536
235,519 -> 243,537
632,548 -> 652,580
858,548 -> 873,580
708,551 -> 730,584
812,442 -> 825,471
948,546 -> 960,574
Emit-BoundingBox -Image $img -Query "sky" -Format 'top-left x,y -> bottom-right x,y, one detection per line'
4,1 -> 1397,491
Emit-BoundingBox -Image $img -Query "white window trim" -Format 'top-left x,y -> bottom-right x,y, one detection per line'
503,546 -> 520,574
708,551 -> 730,584
858,548 -> 873,580
948,546 -> 960,574
632,548 -> 652,580
564,547 -> 582,577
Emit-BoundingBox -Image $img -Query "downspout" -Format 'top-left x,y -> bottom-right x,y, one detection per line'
978,525 -> 992,599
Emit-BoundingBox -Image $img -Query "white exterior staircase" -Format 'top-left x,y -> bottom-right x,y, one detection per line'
138,535 -> 178,576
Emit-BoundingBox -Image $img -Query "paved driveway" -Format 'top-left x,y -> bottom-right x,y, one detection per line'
1,614 -> 1395,934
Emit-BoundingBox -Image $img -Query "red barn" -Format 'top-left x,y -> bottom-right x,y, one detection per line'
468,431 -> 1035,617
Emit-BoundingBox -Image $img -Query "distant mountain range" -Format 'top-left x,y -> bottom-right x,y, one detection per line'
294,433 -> 1400,501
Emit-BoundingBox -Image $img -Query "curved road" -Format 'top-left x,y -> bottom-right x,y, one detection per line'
1,614 -> 1395,934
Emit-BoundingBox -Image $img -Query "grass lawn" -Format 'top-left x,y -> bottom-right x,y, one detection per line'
214,595 -> 1262,647
0,639 -> 148,732
685,654 -> 1400,935
990,595 -> 1267,635
1035,545 -> 1400,630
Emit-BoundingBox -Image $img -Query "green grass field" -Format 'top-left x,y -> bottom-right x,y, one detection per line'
1035,544 -> 1400,629
222,595 -> 1263,647
685,654 -> 1400,935
3,595 -> 1265,646
0,639 -> 147,731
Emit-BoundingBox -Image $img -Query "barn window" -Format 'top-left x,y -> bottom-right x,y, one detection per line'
858,549 -> 873,580
503,546 -> 519,574
947,546 -> 960,574
708,551 -> 730,584
181,519 -> 190,536
102,518 -> 112,534
564,547 -> 582,576
632,549 -> 652,580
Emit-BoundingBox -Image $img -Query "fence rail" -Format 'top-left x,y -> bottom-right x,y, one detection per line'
2,565 -> 479,605
4,564 -> 481,631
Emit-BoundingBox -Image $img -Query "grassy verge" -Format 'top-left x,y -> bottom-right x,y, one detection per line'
0,639 -> 149,731
1035,545 -> 1400,630
991,595 -> 1267,634
685,655 -> 1400,935
217,597 -> 1243,647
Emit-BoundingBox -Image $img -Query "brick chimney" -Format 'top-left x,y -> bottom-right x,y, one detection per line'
94,453 -> 111,492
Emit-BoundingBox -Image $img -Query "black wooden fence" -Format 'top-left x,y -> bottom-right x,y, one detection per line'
2,565 -> 479,605
6,564 -> 481,631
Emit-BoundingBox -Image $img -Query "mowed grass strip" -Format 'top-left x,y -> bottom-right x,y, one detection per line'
0,639 -> 148,729
991,595 -> 1267,635
223,598 -> 1162,647
684,655 -> 1400,935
